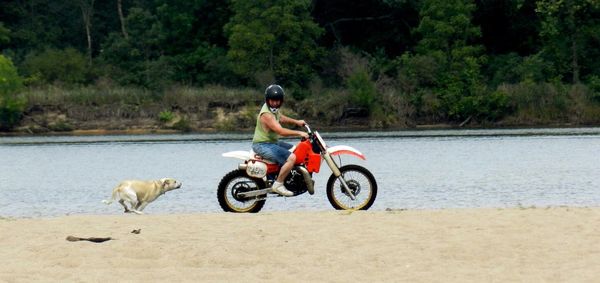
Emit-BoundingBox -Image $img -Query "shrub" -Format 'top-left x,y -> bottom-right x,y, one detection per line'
172,117 -> 192,132
587,75 -> 600,102
296,89 -> 349,125
21,48 -> 90,85
0,95 -> 25,131
158,110 -> 175,123
397,53 -> 441,92
0,55 -> 22,95
484,90 -> 512,121
0,55 -> 25,131
499,82 -> 571,123
48,121 -> 74,132
517,54 -> 554,83
486,53 -> 522,87
346,70 -> 377,110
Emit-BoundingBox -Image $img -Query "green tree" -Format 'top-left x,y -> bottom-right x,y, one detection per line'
100,7 -> 171,88
0,1 -> 84,56
225,0 -> 324,86
21,48 -> 89,84
0,22 -> 10,48
536,0 -> 600,83
0,55 -> 25,131
154,0 -> 235,85
412,0 -> 487,120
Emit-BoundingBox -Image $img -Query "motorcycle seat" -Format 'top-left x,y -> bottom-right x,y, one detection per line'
250,150 -> 277,164
250,145 -> 296,165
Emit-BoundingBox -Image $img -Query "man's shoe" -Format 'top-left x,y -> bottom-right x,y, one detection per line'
271,182 -> 294,197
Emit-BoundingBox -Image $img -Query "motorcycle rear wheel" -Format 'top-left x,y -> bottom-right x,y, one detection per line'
217,170 -> 266,213
326,165 -> 377,210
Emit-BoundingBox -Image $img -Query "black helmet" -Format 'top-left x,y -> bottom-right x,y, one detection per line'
265,84 -> 284,101
265,84 -> 284,113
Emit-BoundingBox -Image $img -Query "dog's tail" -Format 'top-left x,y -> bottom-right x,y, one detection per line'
102,188 -> 118,205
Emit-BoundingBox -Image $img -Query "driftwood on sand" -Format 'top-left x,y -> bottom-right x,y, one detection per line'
66,235 -> 113,243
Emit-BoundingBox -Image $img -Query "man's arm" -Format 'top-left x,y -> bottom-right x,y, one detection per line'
280,113 -> 305,128
260,113 -> 308,138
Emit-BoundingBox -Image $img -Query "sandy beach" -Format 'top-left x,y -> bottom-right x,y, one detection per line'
1,208 -> 599,282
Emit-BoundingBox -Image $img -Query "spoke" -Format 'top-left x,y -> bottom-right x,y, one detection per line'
333,170 -> 373,209
225,177 -> 259,211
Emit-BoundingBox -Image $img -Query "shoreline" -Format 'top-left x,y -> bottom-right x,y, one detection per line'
1,207 -> 600,282
1,123 -> 599,137
1,204 -> 598,220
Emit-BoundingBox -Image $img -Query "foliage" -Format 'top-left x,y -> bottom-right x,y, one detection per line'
0,55 -> 25,130
296,89 -> 350,124
346,71 -> 377,110
498,81 -> 583,123
0,95 -> 26,131
21,48 -> 90,85
536,0 -> 600,83
48,120 -> 74,132
0,22 -> 10,47
0,0 -> 599,129
158,110 -> 174,123
148,0 -> 236,86
313,0 -> 419,57
0,55 -> 22,95
225,0 -> 324,86
99,7 -> 170,89
412,0 -> 487,121
587,75 -> 600,102
334,48 -> 378,111
172,117 -> 192,132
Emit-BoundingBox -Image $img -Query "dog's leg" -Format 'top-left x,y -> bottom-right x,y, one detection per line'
119,199 -> 131,213
130,202 -> 144,214
119,187 -> 140,214
137,202 -> 149,212
128,200 -> 143,214
129,198 -> 144,214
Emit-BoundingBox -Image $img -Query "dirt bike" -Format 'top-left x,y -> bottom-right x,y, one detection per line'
217,124 -> 377,213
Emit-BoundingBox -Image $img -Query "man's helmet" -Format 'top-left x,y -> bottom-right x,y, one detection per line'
265,84 -> 284,113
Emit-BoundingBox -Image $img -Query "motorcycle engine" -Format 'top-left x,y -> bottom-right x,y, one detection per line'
284,168 -> 308,195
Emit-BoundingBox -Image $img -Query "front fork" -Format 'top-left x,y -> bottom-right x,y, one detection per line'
323,153 -> 356,200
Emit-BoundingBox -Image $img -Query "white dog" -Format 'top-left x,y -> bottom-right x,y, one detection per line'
102,178 -> 182,214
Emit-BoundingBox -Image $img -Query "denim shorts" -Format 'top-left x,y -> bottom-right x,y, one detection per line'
252,141 -> 293,165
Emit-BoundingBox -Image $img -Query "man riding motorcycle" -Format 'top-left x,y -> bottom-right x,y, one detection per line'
251,84 -> 309,196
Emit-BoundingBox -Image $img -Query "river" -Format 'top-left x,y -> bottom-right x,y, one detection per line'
1,127 -> 599,217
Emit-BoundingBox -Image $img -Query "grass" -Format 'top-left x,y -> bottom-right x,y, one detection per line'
12,82 -> 600,132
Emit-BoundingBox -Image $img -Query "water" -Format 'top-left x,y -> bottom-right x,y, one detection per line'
1,128 -> 599,217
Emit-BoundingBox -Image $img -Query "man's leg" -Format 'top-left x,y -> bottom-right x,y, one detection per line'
252,142 -> 294,196
277,153 -> 296,183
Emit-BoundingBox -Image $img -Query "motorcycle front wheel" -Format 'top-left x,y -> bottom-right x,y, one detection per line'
326,165 -> 377,210
217,170 -> 266,213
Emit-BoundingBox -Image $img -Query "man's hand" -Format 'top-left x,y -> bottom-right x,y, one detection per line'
299,131 -> 309,139
296,119 -> 306,127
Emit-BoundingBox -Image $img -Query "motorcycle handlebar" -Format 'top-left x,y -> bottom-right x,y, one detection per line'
304,123 -> 312,134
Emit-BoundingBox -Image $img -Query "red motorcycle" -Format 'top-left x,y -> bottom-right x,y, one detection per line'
218,125 -> 377,212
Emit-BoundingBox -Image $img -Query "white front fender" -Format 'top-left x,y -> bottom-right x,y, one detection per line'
326,145 -> 366,160
222,150 -> 254,161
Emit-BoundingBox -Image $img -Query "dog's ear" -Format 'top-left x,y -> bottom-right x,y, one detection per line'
158,178 -> 167,188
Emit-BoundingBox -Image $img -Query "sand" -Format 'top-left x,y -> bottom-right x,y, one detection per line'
1,208 -> 600,282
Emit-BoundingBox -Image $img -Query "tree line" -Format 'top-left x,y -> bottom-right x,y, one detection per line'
1,0 -> 599,131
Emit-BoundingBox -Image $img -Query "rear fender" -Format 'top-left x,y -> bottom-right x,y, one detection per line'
326,145 -> 366,160
222,151 -> 254,161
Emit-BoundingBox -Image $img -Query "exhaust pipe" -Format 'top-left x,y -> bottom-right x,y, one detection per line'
239,163 -> 314,195
295,166 -> 314,195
